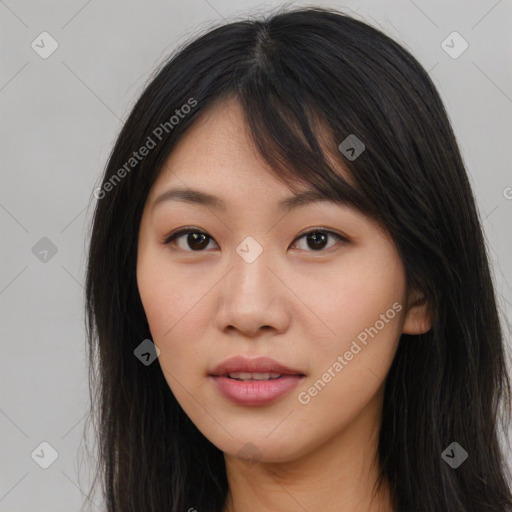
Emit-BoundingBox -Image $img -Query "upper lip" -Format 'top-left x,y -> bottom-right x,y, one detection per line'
210,356 -> 305,376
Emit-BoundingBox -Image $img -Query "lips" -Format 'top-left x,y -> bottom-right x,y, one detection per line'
210,356 -> 305,378
209,356 -> 306,406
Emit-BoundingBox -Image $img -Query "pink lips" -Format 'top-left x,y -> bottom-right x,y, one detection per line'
209,356 -> 305,406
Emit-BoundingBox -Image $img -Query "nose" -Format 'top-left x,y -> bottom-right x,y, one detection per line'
214,244 -> 292,337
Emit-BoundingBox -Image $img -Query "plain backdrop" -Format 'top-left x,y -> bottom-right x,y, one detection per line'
1,0 -> 511,510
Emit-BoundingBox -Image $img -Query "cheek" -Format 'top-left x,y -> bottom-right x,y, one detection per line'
295,246 -> 406,405
293,246 -> 406,344
137,267 -> 173,339
338,261 -> 405,341
137,240 -> 193,338
137,265 -> 206,404
136,252 -> 214,380
138,272 -> 202,343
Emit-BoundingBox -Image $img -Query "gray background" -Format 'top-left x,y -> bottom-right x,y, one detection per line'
1,0 -> 511,510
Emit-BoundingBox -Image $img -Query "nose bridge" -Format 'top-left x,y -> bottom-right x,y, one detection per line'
215,235 -> 289,334
229,235 -> 275,302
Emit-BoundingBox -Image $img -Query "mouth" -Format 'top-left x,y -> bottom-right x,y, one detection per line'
225,371 -> 284,381
210,355 -> 305,378
209,356 -> 306,406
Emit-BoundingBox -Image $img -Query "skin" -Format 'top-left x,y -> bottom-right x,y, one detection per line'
136,97 -> 432,512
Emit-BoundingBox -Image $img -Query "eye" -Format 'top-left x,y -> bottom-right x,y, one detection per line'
162,227 -> 348,253
163,228 -> 218,252
291,229 -> 347,252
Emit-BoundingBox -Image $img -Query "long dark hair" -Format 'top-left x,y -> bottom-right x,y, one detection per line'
83,6 -> 512,511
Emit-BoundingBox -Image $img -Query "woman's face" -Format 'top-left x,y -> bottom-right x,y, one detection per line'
137,98 -> 430,464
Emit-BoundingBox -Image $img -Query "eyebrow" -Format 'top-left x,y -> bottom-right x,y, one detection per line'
152,187 -> 349,213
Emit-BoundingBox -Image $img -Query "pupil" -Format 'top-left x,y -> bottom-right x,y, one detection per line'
308,232 -> 327,250
188,232 -> 209,250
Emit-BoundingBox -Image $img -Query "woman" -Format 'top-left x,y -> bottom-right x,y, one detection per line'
84,7 -> 512,511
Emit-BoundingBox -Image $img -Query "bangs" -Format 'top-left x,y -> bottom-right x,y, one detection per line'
234,64 -> 377,220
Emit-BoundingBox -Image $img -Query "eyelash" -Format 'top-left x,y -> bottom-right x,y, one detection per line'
162,227 -> 349,253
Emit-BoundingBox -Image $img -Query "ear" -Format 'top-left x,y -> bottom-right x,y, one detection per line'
402,288 -> 432,335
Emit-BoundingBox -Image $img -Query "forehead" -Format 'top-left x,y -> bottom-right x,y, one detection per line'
148,97 -> 354,206
152,98 -> 276,189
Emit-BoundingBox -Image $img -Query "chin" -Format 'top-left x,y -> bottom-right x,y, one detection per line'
203,428 -> 312,465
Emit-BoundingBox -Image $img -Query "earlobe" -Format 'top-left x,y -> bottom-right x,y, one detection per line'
402,289 -> 433,335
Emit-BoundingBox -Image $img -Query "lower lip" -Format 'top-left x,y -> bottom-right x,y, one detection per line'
211,375 -> 303,406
